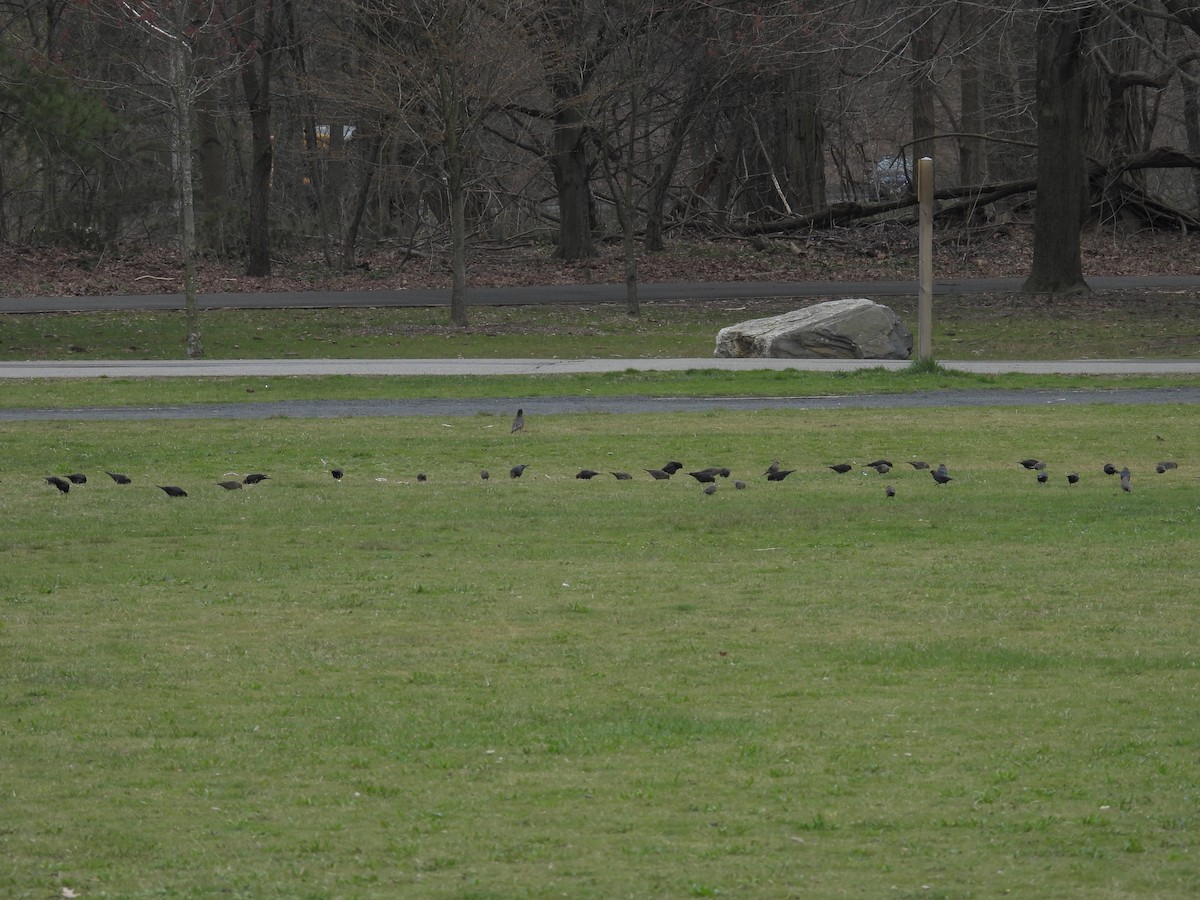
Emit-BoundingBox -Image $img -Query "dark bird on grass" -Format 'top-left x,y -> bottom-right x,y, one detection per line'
243,473 -> 270,484
417,473 -> 427,482
106,472 -> 132,484
511,408 -> 524,433
661,461 -> 684,475
931,469 -> 953,485
703,483 -> 717,495
646,468 -> 671,480
480,470 -> 490,480
1067,472 -> 1080,484
576,469 -> 600,479
936,463 -> 949,476
1120,467 -> 1132,492
1037,471 -> 1049,484
735,480 -> 747,490
45,476 -> 70,494
766,469 -> 795,481
764,460 -> 781,476
509,464 -> 528,479
612,471 -> 633,480
158,485 -> 187,497
66,473 -> 87,485
828,463 -> 853,474
692,466 -> 730,479
1103,463 -> 1118,476
217,480 -> 242,490
1156,461 -> 1178,473
331,469 -> 344,480
885,485 -> 896,498
688,470 -> 718,484
909,461 -> 930,470
867,459 -> 893,469
1018,459 -> 1041,470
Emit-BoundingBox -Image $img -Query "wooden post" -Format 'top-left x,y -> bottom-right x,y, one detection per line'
917,156 -> 934,362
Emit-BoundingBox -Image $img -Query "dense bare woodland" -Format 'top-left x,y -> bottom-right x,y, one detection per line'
2,1 -> 1199,311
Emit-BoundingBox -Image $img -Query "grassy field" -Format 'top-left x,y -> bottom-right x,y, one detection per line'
2,288 -> 1199,362
4,366 -> 1200,412
3,406 -> 1199,898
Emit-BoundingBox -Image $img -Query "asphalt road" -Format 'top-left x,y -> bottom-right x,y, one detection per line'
6,275 -> 1200,313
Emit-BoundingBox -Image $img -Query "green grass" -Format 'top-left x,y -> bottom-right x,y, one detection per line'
3,369 -> 1200,411
2,290 -> 1199,362
3,407 -> 1199,897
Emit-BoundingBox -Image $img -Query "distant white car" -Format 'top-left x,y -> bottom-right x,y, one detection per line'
871,155 -> 913,199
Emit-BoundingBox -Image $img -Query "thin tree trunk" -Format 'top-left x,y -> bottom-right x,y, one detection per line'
172,38 -> 202,358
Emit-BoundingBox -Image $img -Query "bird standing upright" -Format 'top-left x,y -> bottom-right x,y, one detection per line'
511,408 -> 525,433
510,464 -> 528,479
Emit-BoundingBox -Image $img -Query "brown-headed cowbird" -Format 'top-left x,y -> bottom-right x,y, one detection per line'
217,480 -> 242,490
106,472 -> 131,484
576,469 -> 600,479
158,485 -> 187,497
828,463 -> 852,474
243,473 -> 269,484
766,469 -> 795,481
45,476 -> 70,494
509,464 -> 528,478
511,408 -> 524,433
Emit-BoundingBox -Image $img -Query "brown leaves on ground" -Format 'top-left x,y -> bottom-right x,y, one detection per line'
0,224 -> 1195,299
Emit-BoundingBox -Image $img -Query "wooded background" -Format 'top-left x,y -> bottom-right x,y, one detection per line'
3,0 -> 1199,297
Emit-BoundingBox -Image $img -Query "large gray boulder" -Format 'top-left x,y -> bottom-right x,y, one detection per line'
714,298 -> 912,360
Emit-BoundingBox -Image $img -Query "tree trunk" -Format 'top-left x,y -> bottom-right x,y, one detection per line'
911,13 -> 937,166
1023,5 -> 1090,295
783,65 -> 826,214
550,104 -> 596,260
171,38 -> 202,358
239,1 -> 276,278
957,1 -> 986,187
1186,64 -> 1200,211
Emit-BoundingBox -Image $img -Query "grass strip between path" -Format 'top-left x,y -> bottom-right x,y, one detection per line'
3,368 -> 1200,409
3,406 -> 1199,897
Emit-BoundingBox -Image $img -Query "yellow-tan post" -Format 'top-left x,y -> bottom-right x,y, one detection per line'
917,156 -> 934,362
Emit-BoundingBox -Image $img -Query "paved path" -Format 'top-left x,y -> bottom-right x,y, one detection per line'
5,275 -> 1200,314
2,357 -> 1199,379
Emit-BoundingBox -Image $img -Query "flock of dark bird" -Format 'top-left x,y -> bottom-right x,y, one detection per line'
33,409 -> 1178,500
